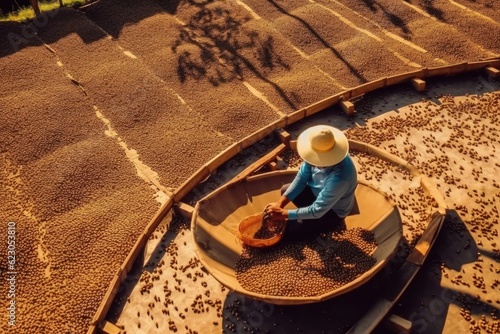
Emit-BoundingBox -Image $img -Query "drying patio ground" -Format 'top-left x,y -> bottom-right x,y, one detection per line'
108,74 -> 500,334
0,0 -> 499,333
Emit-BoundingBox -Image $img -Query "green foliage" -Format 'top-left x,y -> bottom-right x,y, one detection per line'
0,0 -> 86,22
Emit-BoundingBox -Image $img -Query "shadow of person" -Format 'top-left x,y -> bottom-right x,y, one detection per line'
223,259 -> 395,334
231,223 -> 384,332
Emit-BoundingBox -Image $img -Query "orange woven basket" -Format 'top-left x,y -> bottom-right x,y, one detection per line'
238,213 -> 285,247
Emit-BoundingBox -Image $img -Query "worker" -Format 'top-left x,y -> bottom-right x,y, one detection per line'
265,125 -> 357,240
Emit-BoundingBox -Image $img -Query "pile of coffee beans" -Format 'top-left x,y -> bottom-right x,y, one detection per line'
236,227 -> 378,297
253,219 -> 286,239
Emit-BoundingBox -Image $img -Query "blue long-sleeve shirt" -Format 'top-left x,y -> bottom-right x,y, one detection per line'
284,155 -> 357,220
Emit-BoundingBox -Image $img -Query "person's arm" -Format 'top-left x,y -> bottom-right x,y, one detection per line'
290,174 -> 349,221
282,162 -> 311,200
265,163 -> 311,221
276,195 -> 290,208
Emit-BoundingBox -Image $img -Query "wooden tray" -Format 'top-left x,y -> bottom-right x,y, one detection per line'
191,170 -> 403,305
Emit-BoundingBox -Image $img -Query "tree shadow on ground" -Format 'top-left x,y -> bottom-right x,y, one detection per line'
155,0 -> 182,14
361,0 -> 411,34
361,0 -> 377,12
156,0 -> 213,13
0,0 -> 186,59
0,0 -> 168,58
408,0 -> 446,21
1,0 -> 299,108
422,0 -> 446,21
171,2 -> 298,109
267,0 -> 366,83
82,0 -> 174,39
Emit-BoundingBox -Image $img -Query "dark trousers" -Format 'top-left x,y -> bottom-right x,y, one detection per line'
281,184 -> 345,241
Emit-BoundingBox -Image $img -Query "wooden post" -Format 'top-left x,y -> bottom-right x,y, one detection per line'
411,78 -> 426,92
268,161 -> 278,171
100,321 -> 121,334
175,202 -> 195,220
340,100 -> 355,115
274,128 -> 291,145
383,314 -> 412,333
29,0 -> 41,16
485,66 -> 499,80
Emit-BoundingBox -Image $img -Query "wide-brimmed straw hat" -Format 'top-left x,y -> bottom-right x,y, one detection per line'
296,125 -> 349,167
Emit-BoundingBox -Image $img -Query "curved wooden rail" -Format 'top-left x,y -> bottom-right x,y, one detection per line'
191,171 -> 403,305
88,58 -> 499,333
346,140 -> 447,333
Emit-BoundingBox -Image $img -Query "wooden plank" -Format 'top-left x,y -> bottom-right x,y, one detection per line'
100,321 -> 121,334
240,122 -> 278,150
227,143 -> 286,184
275,128 -> 291,145
175,201 -> 195,220
386,69 -> 425,86
268,161 -> 278,170
205,143 -> 241,173
385,261 -> 422,301
90,269 -> 122,326
273,117 -> 288,131
305,93 -> 343,117
406,213 -> 445,265
86,324 -> 97,334
411,78 -> 426,92
427,63 -> 467,77
347,262 -> 421,333
144,199 -> 175,237
174,165 -> 211,202
420,67 -> 430,79
383,314 -> 412,333
351,78 -> 387,98
466,59 -> 500,72
286,108 -> 306,126
340,100 -> 356,115
485,66 -> 500,79
445,62 -> 468,76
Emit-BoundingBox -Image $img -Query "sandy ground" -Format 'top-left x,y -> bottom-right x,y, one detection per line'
0,0 -> 499,333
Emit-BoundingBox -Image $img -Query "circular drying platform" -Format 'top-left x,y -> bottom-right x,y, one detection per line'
191,169 -> 402,305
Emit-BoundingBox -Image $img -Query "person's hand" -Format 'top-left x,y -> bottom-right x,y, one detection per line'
265,202 -> 280,211
262,204 -> 287,233
265,205 -> 288,222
